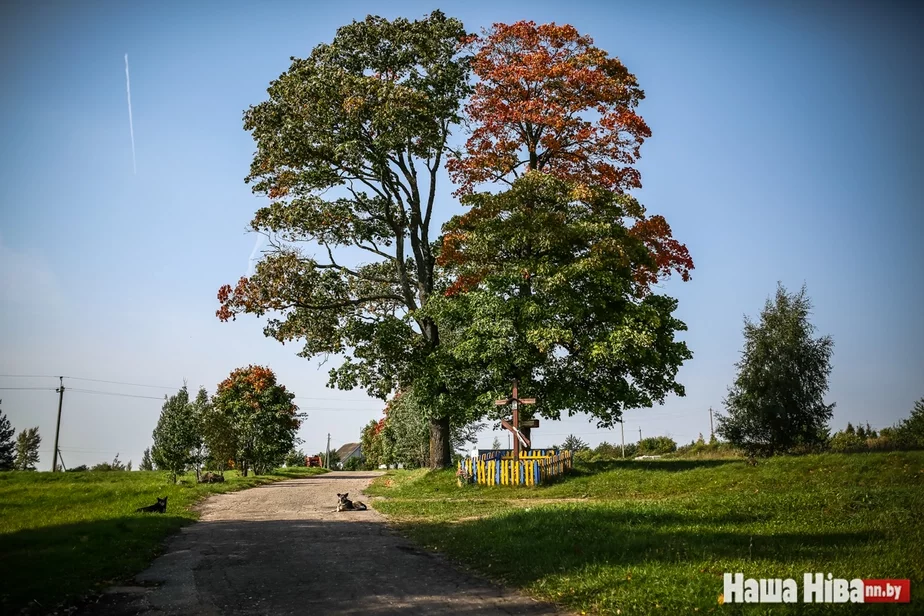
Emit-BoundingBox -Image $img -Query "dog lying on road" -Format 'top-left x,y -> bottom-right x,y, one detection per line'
336,492 -> 367,512
135,496 -> 168,513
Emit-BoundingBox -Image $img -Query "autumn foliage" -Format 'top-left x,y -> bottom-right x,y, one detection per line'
441,20 -> 692,295
448,21 -> 651,195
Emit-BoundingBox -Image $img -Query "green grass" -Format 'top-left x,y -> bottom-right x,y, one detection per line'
0,467 -> 327,613
368,453 -> 924,615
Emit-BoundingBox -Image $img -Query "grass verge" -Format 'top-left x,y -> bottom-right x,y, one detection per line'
0,467 -> 328,613
368,453 -> 924,615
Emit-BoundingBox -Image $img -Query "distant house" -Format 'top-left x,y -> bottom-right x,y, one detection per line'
335,442 -> 362,468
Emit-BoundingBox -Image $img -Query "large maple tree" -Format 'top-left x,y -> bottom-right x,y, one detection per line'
436,21 -> 694,435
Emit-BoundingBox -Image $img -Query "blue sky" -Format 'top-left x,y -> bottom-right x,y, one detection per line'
1,0 -> 921,469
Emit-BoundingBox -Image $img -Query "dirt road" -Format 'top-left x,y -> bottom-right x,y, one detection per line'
83,471 -> 564,615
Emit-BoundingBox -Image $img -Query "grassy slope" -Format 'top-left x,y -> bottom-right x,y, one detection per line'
367,453 -> 924,615
0,467 -> 327,613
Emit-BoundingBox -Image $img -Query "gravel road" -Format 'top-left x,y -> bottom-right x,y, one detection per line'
81,471 -> 565,615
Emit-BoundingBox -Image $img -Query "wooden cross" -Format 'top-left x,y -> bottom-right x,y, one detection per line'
495,379 -> 537,461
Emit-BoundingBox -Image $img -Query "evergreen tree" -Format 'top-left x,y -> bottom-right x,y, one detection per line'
139,447 -> 154,471
561,434 -> 590,451
0,402 -> 16,471
716,283 -> 834,456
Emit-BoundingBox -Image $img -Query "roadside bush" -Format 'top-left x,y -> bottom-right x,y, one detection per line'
637,436 -> 677,456
673,437 -> 742,459
829,430 -> 866,453
284,449 -> 307,467
343,457 -> 364,471
90,454 -> 130,472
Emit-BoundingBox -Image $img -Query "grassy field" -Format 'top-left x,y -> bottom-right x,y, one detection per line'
367,453 -> 924,614
0,467 -> 328,614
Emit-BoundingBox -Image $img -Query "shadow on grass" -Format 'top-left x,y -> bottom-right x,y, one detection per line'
399,506 -> 879,583
0,515 -> 194,615
573,458 -> 743,475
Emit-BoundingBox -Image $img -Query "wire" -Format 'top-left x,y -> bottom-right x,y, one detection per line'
0,387 -> 57,391
0,374 -> 59,378
65,377 -> 181,390
68,388 -> 166,400
64,387 -> 382,412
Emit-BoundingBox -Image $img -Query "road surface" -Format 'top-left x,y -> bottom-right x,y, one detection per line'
82,471 -> 565,615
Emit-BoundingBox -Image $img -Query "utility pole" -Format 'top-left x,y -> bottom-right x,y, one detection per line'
709,407 -> 714,440
52,377 -> 65,472
620,419 -> 625,458
638,427 -> 642,442
57,448 -> 67,472
325,433 -> 331,469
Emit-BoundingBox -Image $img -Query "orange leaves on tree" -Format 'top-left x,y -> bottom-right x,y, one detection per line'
448,21 -> 651,195
629,215 -> 694,288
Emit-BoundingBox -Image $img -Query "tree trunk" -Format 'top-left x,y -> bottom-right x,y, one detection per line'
429,415 -> 451,469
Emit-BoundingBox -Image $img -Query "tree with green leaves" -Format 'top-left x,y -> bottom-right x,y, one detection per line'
376,389 -> 484,468
201,397 -> 237,476
284,449 -> 308,467
212,366 -> 300,476
716,283 -> 835,456
561,434 -> 589,451
491,436 -> 502,451
0,402 -> 15,471
152,385 -> 202,483
188,387 -> 211,481
434,21 -> 693,442
895,398 -> 924,448
432,173 -> 693,433
216,11 -> 472,468
139,447 -> 154,471
14,427 -> 41,471
318,449 -> 340,469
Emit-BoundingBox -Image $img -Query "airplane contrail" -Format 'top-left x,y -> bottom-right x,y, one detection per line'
124,54 -> 136,174
247,234 -> 265,277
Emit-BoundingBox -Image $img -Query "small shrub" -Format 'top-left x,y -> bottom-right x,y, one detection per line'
637,436 -> 677,456
343,457 -> 364,471
284,449 -> 308,467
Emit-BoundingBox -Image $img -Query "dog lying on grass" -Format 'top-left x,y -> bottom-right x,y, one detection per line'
336,492 -> 367,512
135,496 -> 168,513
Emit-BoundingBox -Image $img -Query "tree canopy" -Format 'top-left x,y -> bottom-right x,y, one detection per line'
448,20 -> 651,196
432,173 -> 692,427
212,365 -> 301,475
152,385 -> 202,482
216,11 -> 471,467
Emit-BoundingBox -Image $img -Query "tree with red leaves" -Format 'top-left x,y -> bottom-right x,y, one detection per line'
433,21 -> 694,431
448,21 -> 650,195
446,20 -> 692,290
212,365 -> 301,476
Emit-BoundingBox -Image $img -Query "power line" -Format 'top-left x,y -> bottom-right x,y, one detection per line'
64,387 -> 381,411
66,377 -> 182,390
1,375 -> 380,403
0,374 -> 58,378
68,388 -> 166,401
0,387 -> 57,391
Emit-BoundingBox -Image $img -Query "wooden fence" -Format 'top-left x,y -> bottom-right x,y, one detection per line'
458,450 -> 573,486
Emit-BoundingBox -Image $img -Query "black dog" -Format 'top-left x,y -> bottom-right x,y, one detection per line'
135,496 -> 168,513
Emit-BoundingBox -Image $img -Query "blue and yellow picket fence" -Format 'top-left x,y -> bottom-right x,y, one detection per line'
457,450 -> 573,486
